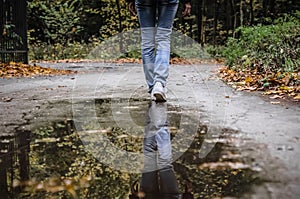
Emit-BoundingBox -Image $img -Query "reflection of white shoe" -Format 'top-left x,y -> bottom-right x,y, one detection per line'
151,82 -> 167,102
149,101 -> 167,128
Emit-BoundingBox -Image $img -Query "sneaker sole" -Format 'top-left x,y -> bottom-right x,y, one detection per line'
154,93 -> 167,102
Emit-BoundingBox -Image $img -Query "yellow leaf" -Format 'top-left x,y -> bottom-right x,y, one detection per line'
280,86 -> 293,91
245,76 -> 253,83
294,94 -> 300,100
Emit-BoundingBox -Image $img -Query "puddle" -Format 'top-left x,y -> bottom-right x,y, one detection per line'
0,98 -> 260,198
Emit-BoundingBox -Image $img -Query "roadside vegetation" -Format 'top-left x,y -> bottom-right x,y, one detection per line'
219,12 -> 300,101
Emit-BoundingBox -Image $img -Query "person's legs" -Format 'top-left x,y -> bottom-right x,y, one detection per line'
136,1 -> 156,93
154,2 -> 178,87
151,2 -> 178,102
136,1 -> 178,100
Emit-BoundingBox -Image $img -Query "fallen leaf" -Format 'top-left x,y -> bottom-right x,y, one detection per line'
270,95 -> 283,99
245,76 -> 253,84
117,135 -> 128,139
271,101 -> 281,104
244,86 -> 257,91
294,94 -> 300,100
1,97 -> 13,102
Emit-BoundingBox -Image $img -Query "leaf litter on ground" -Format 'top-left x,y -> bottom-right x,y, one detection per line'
218,66 -> 300,102
32,57 -> 222,65
0,62 -> 76,78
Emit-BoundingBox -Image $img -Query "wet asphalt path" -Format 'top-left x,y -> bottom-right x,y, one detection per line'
0,62 -> 299,198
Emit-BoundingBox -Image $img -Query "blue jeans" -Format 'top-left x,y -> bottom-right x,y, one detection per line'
136,0 -> 179,92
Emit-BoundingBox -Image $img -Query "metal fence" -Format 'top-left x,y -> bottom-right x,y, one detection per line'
0,0 -> 28,63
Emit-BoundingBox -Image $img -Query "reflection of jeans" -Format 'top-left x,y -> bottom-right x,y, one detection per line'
136,1 -> 178,92
142,101 -> 180,198
143,102 -> 171,172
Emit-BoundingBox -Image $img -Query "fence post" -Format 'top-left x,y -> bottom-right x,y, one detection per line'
0,0 -> 28,63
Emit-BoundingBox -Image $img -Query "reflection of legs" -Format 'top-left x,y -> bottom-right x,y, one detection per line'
160,169 -> 180,198
156,127 -> 172,170
142,136 -> 160,198
143,101 -> 168,172
143,133 -> 157,172
142,108 -> 159,198
142,102 -> 179,198
140,171 -> 159,198
156,127 -> 180,198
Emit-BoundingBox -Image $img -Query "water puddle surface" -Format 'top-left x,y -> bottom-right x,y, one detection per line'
0,98 -> 260,199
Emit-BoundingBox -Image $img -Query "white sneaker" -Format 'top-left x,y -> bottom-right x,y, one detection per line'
151,82 -> 167,102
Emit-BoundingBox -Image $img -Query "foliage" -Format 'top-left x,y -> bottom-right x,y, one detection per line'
218,13 -> 300,103
205,45 -> 226,59
28,40 -> 99,61
223,13 -> 300,73
24,0 -> 298,60
24,0 -> 300,61
27,0 -> 83,44
0,24 -> 23,50
98,0 -> 139,40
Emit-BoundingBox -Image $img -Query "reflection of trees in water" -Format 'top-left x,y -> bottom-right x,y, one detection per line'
174,128 -> 260,199
0,119 -> 137,198
0,99 -> 260,198
0,130 -> 30,198
26,120 -> 134,198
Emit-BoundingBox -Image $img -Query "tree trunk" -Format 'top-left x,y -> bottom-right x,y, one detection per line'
269,0 -> 275,15
231,0 -> 237,37
201,0 -> 206,46
249,0 -> 254,25
18,131 -> 30,182
263,0 -> 268,17
197,0 -> 202,43
240,0 -> 243,27
213,0 -> 217,46
0,156 -> 9,199
224,0 -> 231,40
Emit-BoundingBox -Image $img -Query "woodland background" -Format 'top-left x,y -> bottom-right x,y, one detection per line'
18,0 -> 300,91
27,0 -> 299,66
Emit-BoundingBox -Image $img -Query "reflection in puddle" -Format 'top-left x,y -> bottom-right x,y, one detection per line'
0,99 -> 260,198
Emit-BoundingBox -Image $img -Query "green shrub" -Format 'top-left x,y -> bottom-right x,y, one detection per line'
223,13 -> 300,72
27,0 -> 84,44
28,41 -> 99,61
206,45 -> 226,59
